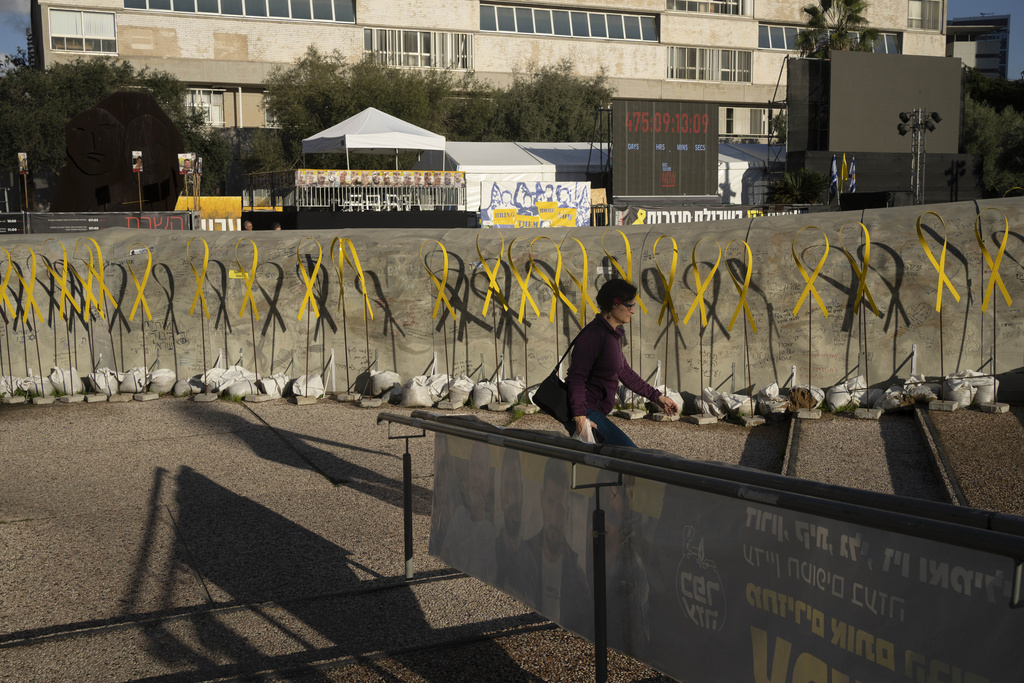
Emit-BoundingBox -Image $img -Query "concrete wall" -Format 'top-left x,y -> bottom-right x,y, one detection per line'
3,196 -> 1024,401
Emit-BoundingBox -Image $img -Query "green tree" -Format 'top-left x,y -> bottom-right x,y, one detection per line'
483,59 -> 612,142
767,168 -> 829,204
795,0 -> 879,59
0,57 -> 230,190
962,94 -> 1024,196
964,68 -> 1024,116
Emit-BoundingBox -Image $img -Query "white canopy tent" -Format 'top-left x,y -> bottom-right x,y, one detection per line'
301,107 -> 446,169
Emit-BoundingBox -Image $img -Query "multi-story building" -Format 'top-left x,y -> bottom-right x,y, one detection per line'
27,0 -> 949,196
946,14 -> 1011,80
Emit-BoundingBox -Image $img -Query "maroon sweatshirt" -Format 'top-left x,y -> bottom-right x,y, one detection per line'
566,315 -> 662,417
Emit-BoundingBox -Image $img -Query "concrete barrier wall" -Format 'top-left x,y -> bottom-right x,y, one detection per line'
2,197 -> 1023,401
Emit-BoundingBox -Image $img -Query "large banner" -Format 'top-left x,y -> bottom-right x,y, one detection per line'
480,181 -> 591,228
295,169 -> 465,188
618,204 -> 807,225
29,212 -> 191,233
0,213 -> 26,234
430,433 -> 1023,681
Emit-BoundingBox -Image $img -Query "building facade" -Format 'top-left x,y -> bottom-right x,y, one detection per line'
946,14 -> 1011,80
29,0 -> 949,141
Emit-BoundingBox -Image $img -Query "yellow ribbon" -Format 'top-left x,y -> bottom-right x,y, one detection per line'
187,236 -> 210,319
561,237 -> 597,325
632,209 -> 647,225
235,238 -> 260,321
43,239 -> 81,319
683,238 -> 721,327
0,248 -> 17,318
420,241 -> 456,320
476,233 -> 509,317
296,238 -> 323,321
529,236 -> 577,323
507,237 -> 539,324
838,222 -> 880,317
126,243 -> 153,322
725,239 -> 756,333
1002,187 -> 1024,197
11,246 -> 43,325
329,237 -> 347,316
72,238 -> 117,321
974,208 -> 1013,313
342,238 -> 373,321
915,211 -> 960,313
601,229 -> 647,314
652,235 -> 679,326
791,226 -> 830,318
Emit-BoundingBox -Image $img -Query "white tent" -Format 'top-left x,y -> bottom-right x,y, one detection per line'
415,141 -> 606,212
301,107 -> 446,166
718,143 -> 785,205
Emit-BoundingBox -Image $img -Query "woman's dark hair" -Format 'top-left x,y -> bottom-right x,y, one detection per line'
596,279 -> 638,313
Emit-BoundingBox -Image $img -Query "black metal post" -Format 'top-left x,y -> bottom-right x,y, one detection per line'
593,488 -> 608,683
403,438 -> 414,580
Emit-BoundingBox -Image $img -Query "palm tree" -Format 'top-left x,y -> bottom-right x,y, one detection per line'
795,0 -> 880,59
767,169 -> 830,204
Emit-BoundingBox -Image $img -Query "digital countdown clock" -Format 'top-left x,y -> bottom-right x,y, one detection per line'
612,99 -> 719,200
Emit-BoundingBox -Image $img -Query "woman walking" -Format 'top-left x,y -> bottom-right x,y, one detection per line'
565,279 -> 678,447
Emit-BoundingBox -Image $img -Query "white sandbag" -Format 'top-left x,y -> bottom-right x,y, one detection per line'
370,370 -> 402,397
400,376 -> 434,407
904,374 -> 939,403
119,367 -> 149,394
497,377 -> 527,404
148,368 -> 176,395
292,374 -> 325,398
426,373 -> 451,402
974,378 -> 999,405
172,378 -> 202,396
825,375 -> 867,411
446,375 -> 475,406
21,374 -> 54,397
203,365 -> 257,394
942,377 -> 976,409
756,382 -> 789,416
472,381 -> 500,407
48,367 -> 84,395
225,380 -> 258,398
258,373 -> 290,399
87,367 -> 122,395
0,376 -> 17,396
788,385 -> 824,410
722,392 -> 756,417
652,385 -> 684,414
696,387 -> 725,418
872,385 -> 908,411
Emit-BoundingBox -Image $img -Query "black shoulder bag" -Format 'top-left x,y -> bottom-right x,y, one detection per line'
531,332 -> 582,423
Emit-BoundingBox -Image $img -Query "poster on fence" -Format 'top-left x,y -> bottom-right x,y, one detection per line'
429,433 -> 1024,681
617,204 -> 807,225
29,212 -> 191,233
480,181 -> 590,228
294,169 -> 465,188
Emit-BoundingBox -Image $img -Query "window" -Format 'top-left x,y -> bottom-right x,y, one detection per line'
667,46 -> 752,82
758,24 -> 799,50
50,10 -> 116,53
187,89 -> 225,127
122,0 -> 355,22
364,29 -> 474,70
908,0 -> 940,30
666,0 -> 751,17
479,4 -> 658,42
872,33 -> 900,54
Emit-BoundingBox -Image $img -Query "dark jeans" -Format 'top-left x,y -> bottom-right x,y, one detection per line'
563,409 -> 637,448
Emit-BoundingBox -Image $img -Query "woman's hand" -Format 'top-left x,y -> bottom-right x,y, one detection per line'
656,395 -> 679,417
573,415 -> 597,437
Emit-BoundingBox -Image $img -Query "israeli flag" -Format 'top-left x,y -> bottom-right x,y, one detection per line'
849,157 -> 857,193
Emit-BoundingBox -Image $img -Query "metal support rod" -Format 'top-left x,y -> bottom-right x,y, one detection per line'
403,440 -> 414,580
593,489 -> 608,683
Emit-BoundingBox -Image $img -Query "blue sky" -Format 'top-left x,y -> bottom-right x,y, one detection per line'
0,0 -> 1020,78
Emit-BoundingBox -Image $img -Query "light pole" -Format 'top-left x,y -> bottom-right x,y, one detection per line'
897,109 -> 941,204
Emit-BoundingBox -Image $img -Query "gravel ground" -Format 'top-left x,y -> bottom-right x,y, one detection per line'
785,410 -> 950,502
928,405 -> 1024,516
